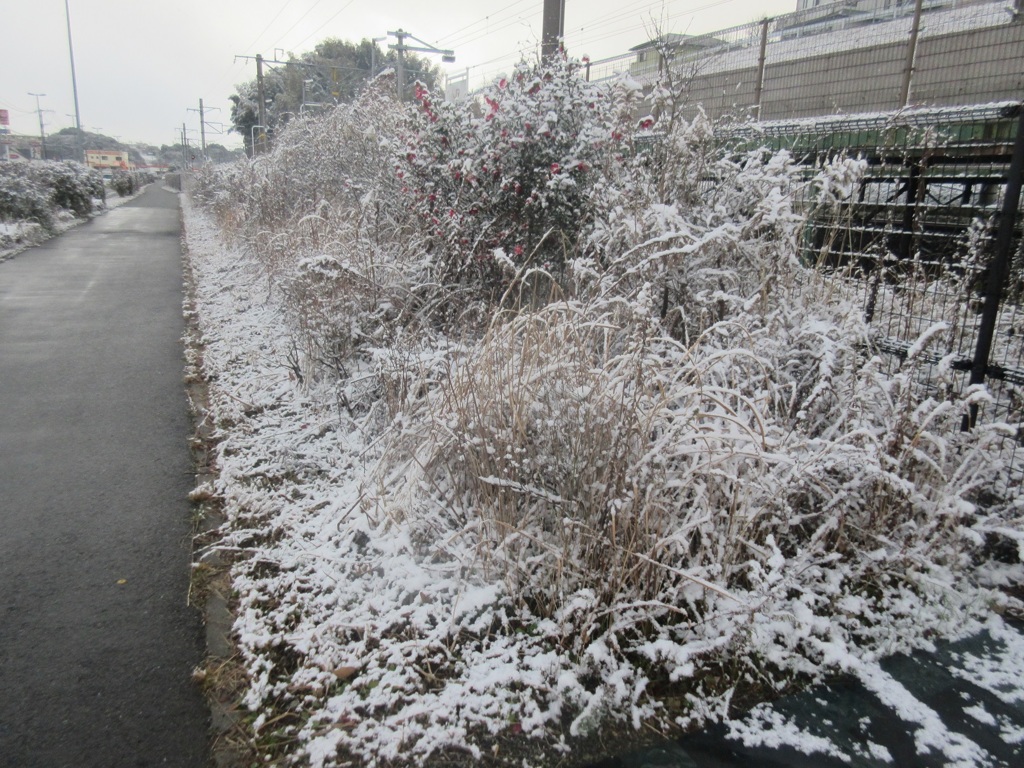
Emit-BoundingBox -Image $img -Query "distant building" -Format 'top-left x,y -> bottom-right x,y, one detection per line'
628,33 -> 724,80
0,134 -> 43,161
85,148 -> 134,171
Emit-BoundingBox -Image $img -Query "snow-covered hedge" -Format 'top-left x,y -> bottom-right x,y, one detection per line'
0,160 -> 105,231
110,169 -> 156,197
188,56 -> 1023,767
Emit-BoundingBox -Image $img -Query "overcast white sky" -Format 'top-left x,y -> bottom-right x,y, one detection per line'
1,0 -> 796,149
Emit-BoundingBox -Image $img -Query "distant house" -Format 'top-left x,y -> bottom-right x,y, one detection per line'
85,149 -> 134,172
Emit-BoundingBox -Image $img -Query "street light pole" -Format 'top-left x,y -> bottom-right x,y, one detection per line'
28,92 -> 47,160
64,0 -> 84,163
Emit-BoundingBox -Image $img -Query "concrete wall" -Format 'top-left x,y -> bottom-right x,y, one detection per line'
676,16 -> 1024,121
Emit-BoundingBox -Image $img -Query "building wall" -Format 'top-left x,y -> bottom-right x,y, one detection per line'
85,150 -> 133,171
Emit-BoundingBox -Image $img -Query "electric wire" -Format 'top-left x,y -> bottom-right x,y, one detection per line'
268,0 -> 329,53
290,0 -> 358,53
242,0 -> 300,54
435,0 -> 536,47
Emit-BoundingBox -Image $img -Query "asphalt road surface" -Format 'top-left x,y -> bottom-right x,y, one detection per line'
0,186 -> 209,767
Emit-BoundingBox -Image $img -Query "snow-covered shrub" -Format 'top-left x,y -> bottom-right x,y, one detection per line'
0,164 -> 54,229
0,160 -> 103,230
45,160 -> 104,216
396,58 -> 637,315
186,52 -> 1022,767
108,170 -> 155,198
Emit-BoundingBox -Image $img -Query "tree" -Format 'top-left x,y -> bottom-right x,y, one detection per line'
229,36 -> 442,155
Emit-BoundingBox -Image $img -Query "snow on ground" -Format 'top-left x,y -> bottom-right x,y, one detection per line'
182,188 -> 1024,767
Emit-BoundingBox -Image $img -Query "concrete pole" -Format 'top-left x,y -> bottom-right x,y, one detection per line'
29,93 -> 47,160
395,30 -> 407,101
256,54 -> 268,154
753,19 -> 770,120
899,0 -> 924,107
199,99 -> 207,159
541,0 -> 565,60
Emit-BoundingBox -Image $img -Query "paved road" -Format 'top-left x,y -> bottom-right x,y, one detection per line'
0,186 -> 209,767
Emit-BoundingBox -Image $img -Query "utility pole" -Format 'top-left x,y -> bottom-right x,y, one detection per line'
899,0 -> 924,107
391,30 -> 407,100
255,54 -> 268,154
541,0 -> 566,60
188,99 -> 222,161
28,92 -> 47,160
386,30 -> 454,102
753,18 -> 770,120
198,99 -> 207,158
64,0 -> 84,163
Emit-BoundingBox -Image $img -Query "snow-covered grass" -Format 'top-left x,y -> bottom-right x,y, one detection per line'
184,57 -> 1024,767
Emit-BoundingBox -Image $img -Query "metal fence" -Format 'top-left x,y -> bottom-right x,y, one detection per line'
585,1 -> 1024,477
586,0 -> 1024,122
721,103 -> 1024,476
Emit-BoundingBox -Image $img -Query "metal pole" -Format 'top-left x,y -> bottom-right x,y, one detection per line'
255,54 -> 268,154
899,0 -> 924,107
963,105 -> 1024,430
64,0 -> 84,163
753,18 -> 770,120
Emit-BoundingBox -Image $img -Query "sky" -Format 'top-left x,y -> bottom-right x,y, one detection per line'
0,0 -> 796,150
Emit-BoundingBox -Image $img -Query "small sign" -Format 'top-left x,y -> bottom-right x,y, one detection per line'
0,109 -> 9,126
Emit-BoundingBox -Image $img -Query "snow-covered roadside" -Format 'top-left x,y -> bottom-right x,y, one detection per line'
182,190 -> 1023,767
182,196 -> 586,765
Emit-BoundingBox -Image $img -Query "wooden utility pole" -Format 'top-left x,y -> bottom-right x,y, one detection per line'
541,0 -> 565,60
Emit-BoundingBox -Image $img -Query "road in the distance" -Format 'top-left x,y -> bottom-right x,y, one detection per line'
0,185 -> 209,767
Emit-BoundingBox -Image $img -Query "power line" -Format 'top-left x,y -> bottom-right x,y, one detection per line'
440,0 -> 547,50
268,0 -> 329,53
290,0 -> 358,53
243,0 -> 300,53
435,0 -> 535,46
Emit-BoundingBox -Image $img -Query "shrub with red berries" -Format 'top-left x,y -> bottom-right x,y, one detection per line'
398,55 -> 634,304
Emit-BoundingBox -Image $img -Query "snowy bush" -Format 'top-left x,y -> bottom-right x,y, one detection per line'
187,53 -> 1022,767
110,170 -> 153,197
396,60 -> 637,314
0,160 -> 104,230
